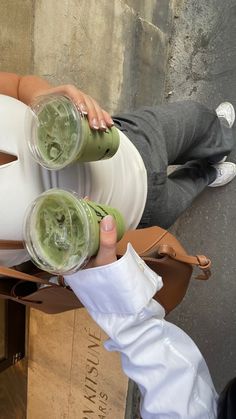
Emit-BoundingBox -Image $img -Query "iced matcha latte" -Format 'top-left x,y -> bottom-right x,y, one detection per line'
24,189 -> 125,274
26,94 -> 120,169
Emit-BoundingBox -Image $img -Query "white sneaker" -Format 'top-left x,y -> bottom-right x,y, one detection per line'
213,102 -> 235,163
209,162 -> 236,187
215,102 -> 235,128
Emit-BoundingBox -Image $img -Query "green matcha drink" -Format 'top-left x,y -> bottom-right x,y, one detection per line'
26,94 -> 120,169
24,189 -> 125,274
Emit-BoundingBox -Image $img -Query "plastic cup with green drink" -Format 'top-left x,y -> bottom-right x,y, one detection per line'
23,189 -> 126,274
25,94 -> 120,170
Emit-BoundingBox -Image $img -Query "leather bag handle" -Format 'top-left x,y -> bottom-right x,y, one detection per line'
0,240 -> 62,286
0,240 -> 67,290
0,265 -> 57,286
156,244 -> 211,279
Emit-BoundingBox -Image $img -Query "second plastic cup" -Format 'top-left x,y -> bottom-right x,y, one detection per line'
25,94 -> 120,169
23,189 -> 126,274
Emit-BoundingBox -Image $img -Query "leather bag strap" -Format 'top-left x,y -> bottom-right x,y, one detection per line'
0,152 -> 17,165
0,265 -> 57,286
156,244 -> 211,279
117,228 -> 211,280
0,230 -> 211,284
0,240 -> 24,249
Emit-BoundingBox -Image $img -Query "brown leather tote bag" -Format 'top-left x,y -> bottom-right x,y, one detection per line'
116,226 -> 211,313
0,226 -> 211,315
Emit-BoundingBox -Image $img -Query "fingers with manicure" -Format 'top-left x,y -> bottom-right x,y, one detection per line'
40,84 -> 114,131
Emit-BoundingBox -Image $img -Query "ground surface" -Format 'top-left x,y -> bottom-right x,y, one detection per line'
165,0 -> 236,392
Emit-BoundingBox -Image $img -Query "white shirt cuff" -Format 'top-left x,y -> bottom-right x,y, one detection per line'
65,244 -> 164,315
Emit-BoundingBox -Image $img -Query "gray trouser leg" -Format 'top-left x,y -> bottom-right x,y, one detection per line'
113,101 -> 234,228
153,161 -> 217,228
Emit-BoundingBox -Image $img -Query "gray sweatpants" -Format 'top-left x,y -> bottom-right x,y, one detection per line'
113,101 -> 234,229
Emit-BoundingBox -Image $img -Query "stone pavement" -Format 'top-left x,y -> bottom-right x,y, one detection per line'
165,0 -> 236,393
128,1 -> 236,415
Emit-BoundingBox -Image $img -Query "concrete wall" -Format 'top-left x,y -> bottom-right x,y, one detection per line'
0,0 -> 34,74
125,0 -> 172,32
0,0 -> 173,114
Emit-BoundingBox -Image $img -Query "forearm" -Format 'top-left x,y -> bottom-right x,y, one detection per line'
0,72 -> 52,104
18,75 -> 52,104
0,71 -> 113,128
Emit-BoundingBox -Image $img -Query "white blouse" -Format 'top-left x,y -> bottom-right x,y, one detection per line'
65,245 -> 218,419
0,95 -> 45,266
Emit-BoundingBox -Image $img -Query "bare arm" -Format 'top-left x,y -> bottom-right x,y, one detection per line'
0,72 -> 51,103
0,72 -> 113,130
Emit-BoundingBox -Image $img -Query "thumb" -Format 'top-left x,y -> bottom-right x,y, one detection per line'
94,215 -> 117,267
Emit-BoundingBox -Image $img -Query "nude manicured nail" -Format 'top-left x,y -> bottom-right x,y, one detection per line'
101,215 -> 115,232
78,103 -> 88,115
100,120 -> 107,130
92,118 -> 99,129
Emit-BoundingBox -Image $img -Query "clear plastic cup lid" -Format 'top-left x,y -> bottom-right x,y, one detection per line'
25,94 -> 82,170
23,189 -> 91,274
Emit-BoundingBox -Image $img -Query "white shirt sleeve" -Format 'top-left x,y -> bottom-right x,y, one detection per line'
65,244 -> 218,419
